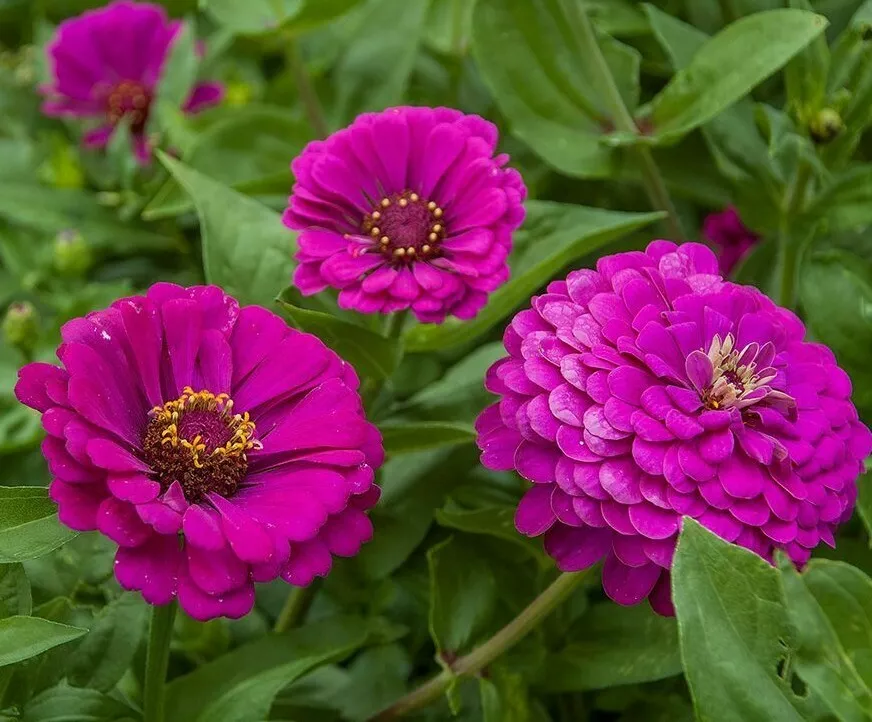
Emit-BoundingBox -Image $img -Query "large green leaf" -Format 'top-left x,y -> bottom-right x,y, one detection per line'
816,164 -> 872,232
541,603 -> 681,691
404,203 -> 664,352
154,21 -> 198,112
0,617 -> 86,668
783,0 -> 830,128
479,666 -> 536,722
66,594 -> 148,692
781,558 -> 872,720
276,297 -> 401,381
144,106 -> 309,220
672,518 -> 812,721
20,686 -> 138,722
157,152 -> 295,310
643,10 -> 828,144
472,0 -> 640,178
381,422 -> 476,455
435,503 -> 546,564
0,563 -> 30,620
202,0 -> 361,35
0,487 -> 77,564
165,615 -> 374,722
428,536 -> 498,655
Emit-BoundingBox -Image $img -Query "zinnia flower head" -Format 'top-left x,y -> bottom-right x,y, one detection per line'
283,106 -> 526,323
16,284 -> 383,620
41,1 -> 224,164
476,241 -> 871,615
702,206 -> 759,275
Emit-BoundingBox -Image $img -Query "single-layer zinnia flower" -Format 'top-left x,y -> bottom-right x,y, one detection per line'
702,206 -> 759,275
15,284 -> 382,620
476,241 -> 871,615
41,0 -> 224,164
283,106 -> 526,323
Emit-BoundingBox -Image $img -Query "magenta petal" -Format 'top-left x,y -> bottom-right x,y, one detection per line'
282,539 -> 333,586
186,543 -> 249,596
115,535 -> 182,605
602,555 -> 661,605
544,524 -> 611,571
108,475 -> 161,504
684,351 -> 713,392
209,494 -> 275,564
628,503 -> 680,540
177,576 -> 254,621
182,504 -> 225,550
515,485 -> 557,536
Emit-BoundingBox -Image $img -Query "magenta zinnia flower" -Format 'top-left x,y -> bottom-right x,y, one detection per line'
702,206 -> 759,275
15,284 -> 382,620
41,1 -> 224,164
283,106 -> 526,323
476,241 -> 871,615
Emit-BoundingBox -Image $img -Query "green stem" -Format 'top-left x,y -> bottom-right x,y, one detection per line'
777,159 -> 813,308
567,1 -> 684,240
450,0 -> 466,55
274,582 -> 319,634
369,571 -> 589,721
143,602 -> 176,722
286,37 -> 329,138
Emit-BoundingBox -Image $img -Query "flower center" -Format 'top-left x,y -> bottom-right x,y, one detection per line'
106,80 -> 151,134
701,334 -> 776,411
141,387 -> 261,501
361,191 -> 445,263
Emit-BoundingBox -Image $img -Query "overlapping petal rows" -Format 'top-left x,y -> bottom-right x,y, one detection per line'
476,241 -> 871,615
283,106 -> 526,323
15,284 -> 383,620
41,0 -> 223,163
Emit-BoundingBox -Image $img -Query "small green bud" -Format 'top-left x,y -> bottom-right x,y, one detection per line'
810,108 -> 845,144
53,229 -> 92,277
3,302 -> 39,353
224,81 -> 252,107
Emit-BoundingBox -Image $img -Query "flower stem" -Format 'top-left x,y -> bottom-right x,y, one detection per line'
369,571 -> 589,721
286,37 -> 329,138
567,1 -> 684,240
274,582 -> 319,634
143,602 -> 176,722
777,158 -> 814,308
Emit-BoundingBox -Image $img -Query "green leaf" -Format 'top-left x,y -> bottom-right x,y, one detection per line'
404,203 -> 664,352
643,9 -> 829,144
276,296 -> 401,381
479,666 -> 533,722
435,503 -> 546,564
202,0 -> 360,35
144,106 -> 309,220
0,564 -> 30,620
584,0 -> 649,37
0,487 -> 77,564
672,518 -> 813,721
66,594 -> 148,692
157,152 -> 295,309
781,558 -> 872,720
784,0 -> 830,127
21,685 -> 138,722
0,617 -> 87,668
165,615 -> 373,722
858,471 -> 872,545
155,21 -> 198,111
541,603 -> 681,691
428,536 -> 498,656
336,644 -> 412,721
816,164 -> 872,232
799,250 -> 872,413
381,422 -> 475,455
472,0 -> 640,178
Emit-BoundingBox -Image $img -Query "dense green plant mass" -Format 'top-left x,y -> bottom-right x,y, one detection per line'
2,1 -> 872,721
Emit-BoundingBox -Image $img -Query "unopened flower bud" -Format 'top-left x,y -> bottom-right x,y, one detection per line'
53,229 -> 92,276
3,302 -> 39,352
810,108 -> 844,144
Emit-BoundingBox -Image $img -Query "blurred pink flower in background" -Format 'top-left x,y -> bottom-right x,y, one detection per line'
702,206 -> 760,275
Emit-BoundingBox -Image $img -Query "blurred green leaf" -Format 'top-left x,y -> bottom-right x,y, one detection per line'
155,21 -> 198,114
428,535 -> 497,655
480,666 -> 538,722
66,594 -> 147,692
435,503 -> 546,563
20,685 -> 138,722
202,0 -> 360,35
158,152 -> 295,309
381,421 -> 475,455
672,518 -> 815,721
472,0 -> 639,178
784,0 -> 830,128
816,165 -> 872,231
144,106 -> 308,220
0,563 -> 30,619
541,603 -> 681,691
643,10 -> 828,144
781,558 -> 872,719
337,644 -> 412,721
0,617 -> 86,667
405,203 -> 664,352
0,487 -> 77,564
585,0 -> 649,37
277,295 -> 402,381
165,615 -> 374,722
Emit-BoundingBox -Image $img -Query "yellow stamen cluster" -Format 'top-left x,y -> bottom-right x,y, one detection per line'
361,191 -> 446,262
704,335 -> 776,410
150,387 -> 261,469
106,79 -> 149,126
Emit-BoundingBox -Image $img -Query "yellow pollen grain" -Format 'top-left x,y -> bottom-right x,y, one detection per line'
410,193 -> 419,202
370,227 -> 381,237
433,208 -> 443,218
381,198 -> 391,208
407,246 -> 416,256
371,211 -> 381,221
422,244 -> 431,254
399,198 -> 408,207
432,224 -> 442,233
393,248 -> 406,257
380,236 -> 390,245
428,232 -> 438,242
427,201 -> 436,211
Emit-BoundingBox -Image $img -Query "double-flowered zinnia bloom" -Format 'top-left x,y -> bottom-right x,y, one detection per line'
702,206 -> 759,276
476,241 -> 871,615
41,0 -> 223,164
283,106 -> 526,323
16,284 -> 382,620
